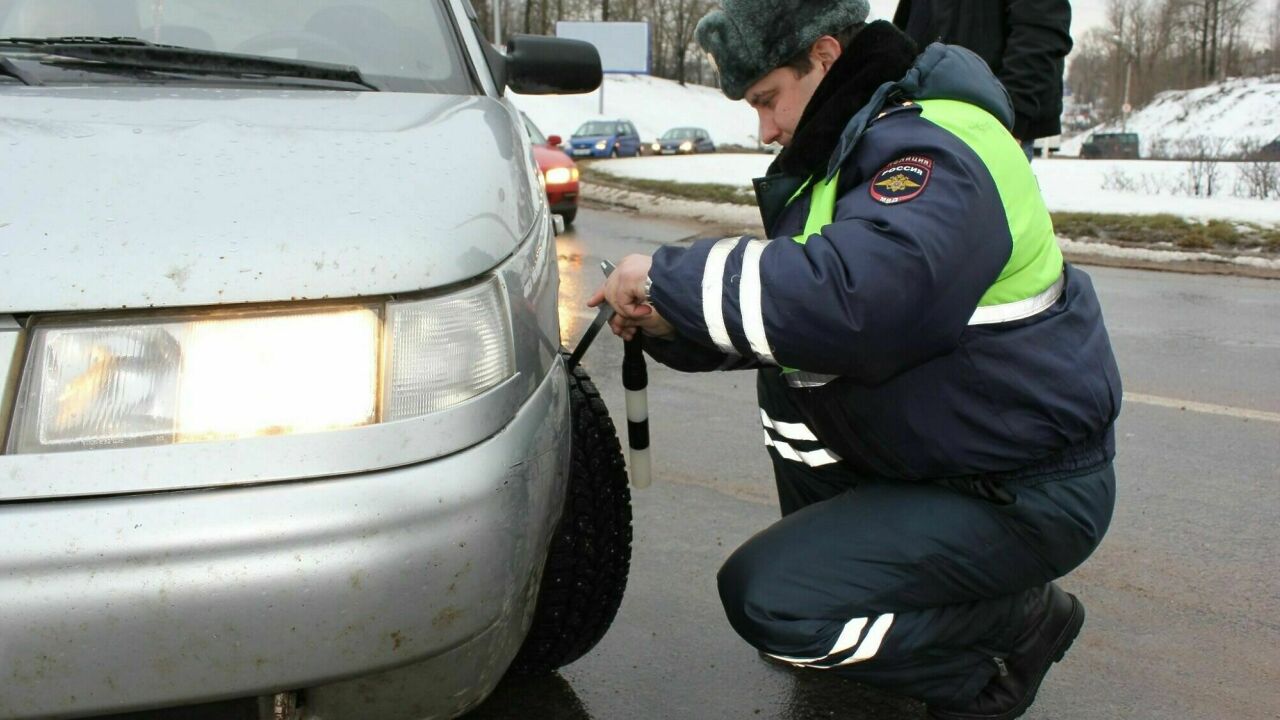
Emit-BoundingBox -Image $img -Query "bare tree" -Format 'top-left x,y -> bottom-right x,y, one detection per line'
1177,138 -> 1230,196
1231,140 -> 1280,198
1270,0 -> 1280,71
1191,0 -> 1259,80
1068,0 -> 1271,122
507,0 -> 1273,96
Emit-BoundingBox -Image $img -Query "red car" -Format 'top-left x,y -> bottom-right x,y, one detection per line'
523,114 -> 581,226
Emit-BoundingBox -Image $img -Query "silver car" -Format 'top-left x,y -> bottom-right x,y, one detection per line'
0,2 -> 631,718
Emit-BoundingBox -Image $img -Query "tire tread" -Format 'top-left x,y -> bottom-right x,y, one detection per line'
509,359 -> 632,673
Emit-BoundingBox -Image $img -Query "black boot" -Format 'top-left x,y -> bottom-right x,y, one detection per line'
928,583 -> 1085,720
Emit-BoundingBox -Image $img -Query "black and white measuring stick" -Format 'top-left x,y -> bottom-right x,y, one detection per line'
622,337 -> 651,488
594,260 -> 652,488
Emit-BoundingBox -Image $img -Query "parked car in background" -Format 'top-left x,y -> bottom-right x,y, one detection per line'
652,126 -> 716,155
522,113 -> 580,226
1081,132 -> 1140,159
0,2 -> 632,719
568,118 -> 641,158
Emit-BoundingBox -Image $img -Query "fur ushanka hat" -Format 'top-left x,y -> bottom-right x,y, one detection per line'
695,0 -> 871,100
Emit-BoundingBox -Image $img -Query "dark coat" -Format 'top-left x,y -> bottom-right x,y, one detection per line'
893,0 -> 1072,140
643,22 -> 1121,480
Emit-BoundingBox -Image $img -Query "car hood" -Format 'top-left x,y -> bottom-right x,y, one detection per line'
569,134 -> 611,144
0,87 -> 539,313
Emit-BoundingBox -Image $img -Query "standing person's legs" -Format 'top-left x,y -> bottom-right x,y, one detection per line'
717,465 -> 1115,708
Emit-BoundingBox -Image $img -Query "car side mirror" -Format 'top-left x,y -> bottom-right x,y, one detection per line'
547,134 -> 562,147
500,35 -> 601,95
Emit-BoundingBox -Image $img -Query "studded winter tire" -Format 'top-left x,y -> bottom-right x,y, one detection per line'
509,358 -> 633,673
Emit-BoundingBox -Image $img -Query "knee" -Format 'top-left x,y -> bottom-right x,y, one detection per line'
716,537 -> 786,646
1038,463 -> 1118,576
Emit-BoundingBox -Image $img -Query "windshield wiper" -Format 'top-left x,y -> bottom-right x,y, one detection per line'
0,53 -> 39,85
0,36 -> 378,91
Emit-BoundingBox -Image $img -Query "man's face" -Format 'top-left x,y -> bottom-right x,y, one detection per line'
744,36 -> 843,147
745,65 -> 824,147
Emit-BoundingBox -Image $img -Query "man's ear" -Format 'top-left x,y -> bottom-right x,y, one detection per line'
810,35 -> 844,73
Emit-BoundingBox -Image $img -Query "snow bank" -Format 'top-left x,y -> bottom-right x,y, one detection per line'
1060,75 -> 1280,158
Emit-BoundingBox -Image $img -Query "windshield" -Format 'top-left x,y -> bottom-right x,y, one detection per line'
0,0 -> 472,92
661,128 -> 697,140
574,121 -> 620,137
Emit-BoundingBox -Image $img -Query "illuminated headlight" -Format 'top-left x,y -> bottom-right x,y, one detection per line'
544,167 -> 574,185
594,140 -> 608,150
651,142 -> 660,152
6,279 -> 514,454
679,141 -> 694,151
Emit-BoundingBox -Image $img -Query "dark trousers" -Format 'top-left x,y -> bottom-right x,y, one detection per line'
718,378 -> 1116,707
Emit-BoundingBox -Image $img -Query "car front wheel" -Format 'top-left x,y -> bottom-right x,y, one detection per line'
509,357 -> 632,673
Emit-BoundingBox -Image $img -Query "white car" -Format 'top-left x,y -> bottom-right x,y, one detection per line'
0,1 -> 631,718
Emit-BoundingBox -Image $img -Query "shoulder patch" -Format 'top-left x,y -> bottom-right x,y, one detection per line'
869,155 -> 933,205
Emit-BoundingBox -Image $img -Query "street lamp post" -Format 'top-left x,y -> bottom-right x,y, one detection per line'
1110,34 -> 1135,132
1122,58 -> 1132,132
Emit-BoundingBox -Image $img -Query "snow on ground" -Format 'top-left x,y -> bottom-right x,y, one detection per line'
594,154 -> 1280,225
1059,75 -> 1280,158
599,153 -> 774,183
1032,159 -> 1278,224
512,74 -> 760,148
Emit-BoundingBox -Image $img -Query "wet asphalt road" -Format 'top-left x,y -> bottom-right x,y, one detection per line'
468,206 -> 1280,720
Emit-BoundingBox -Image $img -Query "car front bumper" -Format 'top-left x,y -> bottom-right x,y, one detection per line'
0,365 -> 570,719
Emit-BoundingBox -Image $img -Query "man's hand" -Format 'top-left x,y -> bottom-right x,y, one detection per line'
587,253 -> 675,341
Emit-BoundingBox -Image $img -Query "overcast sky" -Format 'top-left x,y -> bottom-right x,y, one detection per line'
865,0 -> 1111,50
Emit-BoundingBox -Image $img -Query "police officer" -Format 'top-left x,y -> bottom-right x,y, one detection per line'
589,2 -> 1121,718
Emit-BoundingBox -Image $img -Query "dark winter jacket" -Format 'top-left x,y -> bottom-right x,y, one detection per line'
643,21 -> 1121,481
893,0 -> 1072,140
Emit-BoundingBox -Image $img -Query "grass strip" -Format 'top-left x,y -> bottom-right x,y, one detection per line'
1050,212 -> 1279,251
582,165 -> 757,206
